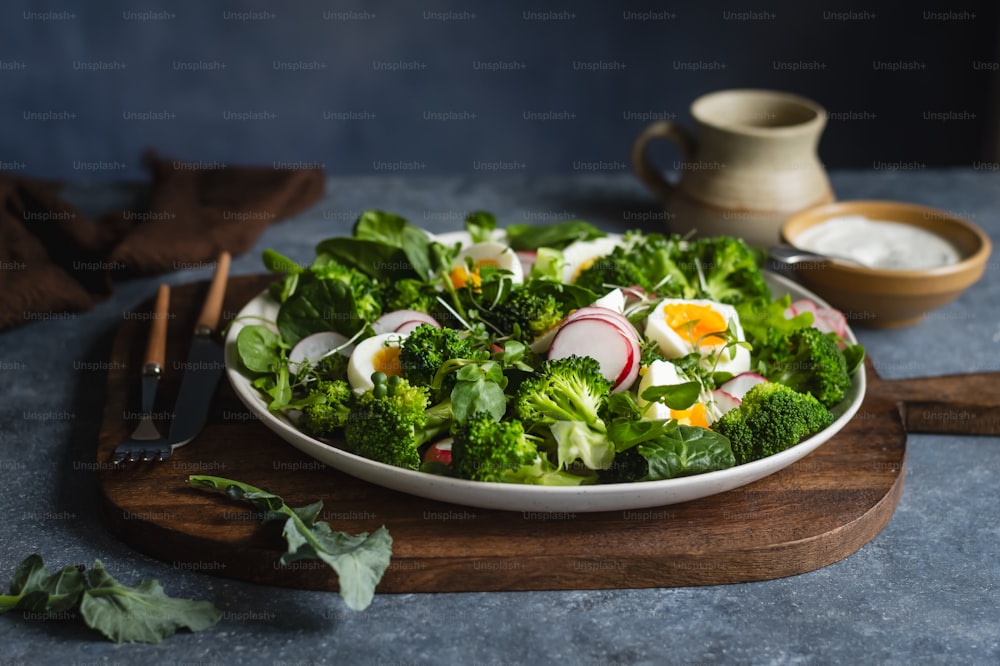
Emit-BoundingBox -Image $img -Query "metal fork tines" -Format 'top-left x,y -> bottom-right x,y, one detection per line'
112,284 -> 172,464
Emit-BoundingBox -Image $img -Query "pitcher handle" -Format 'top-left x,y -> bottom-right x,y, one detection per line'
631,121 -> 696,203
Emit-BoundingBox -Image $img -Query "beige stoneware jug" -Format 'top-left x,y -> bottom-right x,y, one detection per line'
631,89 -> 834,248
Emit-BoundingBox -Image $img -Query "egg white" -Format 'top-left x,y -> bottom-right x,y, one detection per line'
561,236 -> 621,284
644,298 -> 751,375
346,332 -> 407,392
452,241 -> 524,286
636,359 -> 681,421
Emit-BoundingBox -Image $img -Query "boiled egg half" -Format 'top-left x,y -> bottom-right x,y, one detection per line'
636,359 -> 713,427
346,332 -> 407,392
450,241 -> 524,289
561,236 -> 621,284
644,298 -> 750,375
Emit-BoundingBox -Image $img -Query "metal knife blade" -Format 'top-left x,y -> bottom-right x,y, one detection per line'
168,252 -> 231,449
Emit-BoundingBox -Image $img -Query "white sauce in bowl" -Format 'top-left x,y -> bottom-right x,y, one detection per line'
794,215 -> 961,270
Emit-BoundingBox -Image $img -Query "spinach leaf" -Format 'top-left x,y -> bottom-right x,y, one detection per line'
276,278 -> 366,345
639,381 -> 702,410
189,476 -> 393,611
79,560 -> 222,644
638,425 -> 735,480
315,237 -> 414,280
351,210 -> 435,279
236,324 -> 283,374
504,220 -> 606,250
843,343 -> 865,376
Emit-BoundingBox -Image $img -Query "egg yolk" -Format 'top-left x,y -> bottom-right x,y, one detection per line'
661,303 -> 728,347
671,402 -> 709,428
372,346 -> 403,377
449,259 -> 499,291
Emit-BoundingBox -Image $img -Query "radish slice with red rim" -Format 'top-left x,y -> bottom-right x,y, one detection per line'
548,317 -> 640,393
289,331 -> 353,374
373,310 -> 439,334
712,389 -> 741,416
718,372 -> 767,400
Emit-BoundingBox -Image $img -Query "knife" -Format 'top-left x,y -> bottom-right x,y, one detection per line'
168,251 -> 231,451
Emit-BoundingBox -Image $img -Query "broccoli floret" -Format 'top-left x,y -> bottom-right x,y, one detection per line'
682,236 -> 771,305
492,285 -> 567,342
300,380 -> 353,438
713,382 -> 833,465
513,355 -> 615,470
451,412 -> 586,485
762,327 -> 852,408
344,373 -> 452,470
398,324 -> 483,398
311,254 -> 383,323
381,278 -> 440,314
307,351 -> 350,383
572,249 -> 650,293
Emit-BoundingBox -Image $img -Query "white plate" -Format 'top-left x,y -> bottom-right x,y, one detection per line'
225,234 -> 865,513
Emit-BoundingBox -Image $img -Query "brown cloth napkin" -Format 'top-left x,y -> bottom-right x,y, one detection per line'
0,152 -> 324,331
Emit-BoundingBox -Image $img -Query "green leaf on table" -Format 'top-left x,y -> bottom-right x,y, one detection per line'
2,555 -> 219,644
1,554 -> 85,615
79,560 -> 222,644
189,475 -> 394,612
281,519 -> 393,612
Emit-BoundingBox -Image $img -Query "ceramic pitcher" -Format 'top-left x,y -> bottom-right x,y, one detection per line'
631,89 -> 833,248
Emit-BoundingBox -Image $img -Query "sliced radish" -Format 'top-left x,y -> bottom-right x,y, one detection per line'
531,305 -> 640,358
516,251 -> 537,280
813,307 -> 848,338
786,298 -> 847,337
529,326 -> 559,354
563,306 -> 640,343
289,331 -> 353,374
718,372 -> 767,400
393,319 -> 435,335
372,310 -> 439,334
712,389 -> 741,416
423,438 -> 453,466
548,317 -> 639,393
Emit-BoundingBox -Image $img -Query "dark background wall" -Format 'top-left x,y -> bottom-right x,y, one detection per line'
2,0 -> 998,181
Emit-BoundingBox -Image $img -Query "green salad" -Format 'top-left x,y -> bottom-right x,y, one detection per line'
235,210 -> 864,485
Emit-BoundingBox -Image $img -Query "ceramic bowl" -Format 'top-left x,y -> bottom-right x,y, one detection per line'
780,200 -> 992,328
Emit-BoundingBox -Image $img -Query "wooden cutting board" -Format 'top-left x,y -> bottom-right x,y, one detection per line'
96,276 -> 999,593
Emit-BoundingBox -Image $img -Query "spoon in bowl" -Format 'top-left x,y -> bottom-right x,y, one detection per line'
768,244 -> 866,269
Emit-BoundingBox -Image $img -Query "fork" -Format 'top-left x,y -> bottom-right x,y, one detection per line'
112,284 -> 172,464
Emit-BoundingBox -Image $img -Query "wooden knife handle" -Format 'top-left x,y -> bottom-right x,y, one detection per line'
144,284 -> 170,368
195,252 -> 231,333
878,371 -> 1000,436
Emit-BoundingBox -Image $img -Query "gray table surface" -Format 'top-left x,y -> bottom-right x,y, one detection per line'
2,170 -> 998,666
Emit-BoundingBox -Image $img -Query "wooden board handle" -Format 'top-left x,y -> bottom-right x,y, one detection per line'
195,252 -> 231,333
144,284 -> 170,368
879,372 -> 1000,435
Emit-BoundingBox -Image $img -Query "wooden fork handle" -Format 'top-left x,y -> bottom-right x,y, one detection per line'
143,284 -> 170,370
195,252 -> 231,333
